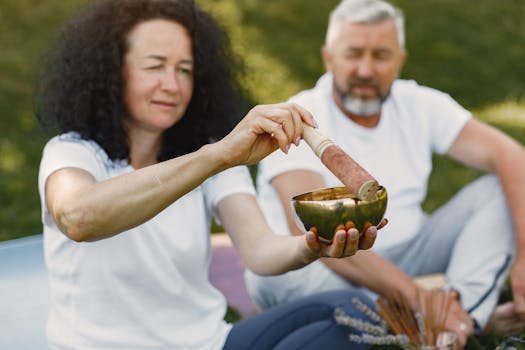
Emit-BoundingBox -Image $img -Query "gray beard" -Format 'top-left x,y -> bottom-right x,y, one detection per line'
341,95 -> 382,116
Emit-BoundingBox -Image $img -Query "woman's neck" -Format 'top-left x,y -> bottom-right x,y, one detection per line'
127,129 -> 163,169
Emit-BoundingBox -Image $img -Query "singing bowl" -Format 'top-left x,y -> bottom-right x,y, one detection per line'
292,186 -> 387,243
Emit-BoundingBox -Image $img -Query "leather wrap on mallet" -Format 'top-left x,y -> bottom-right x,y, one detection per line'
302,124 -> 380,201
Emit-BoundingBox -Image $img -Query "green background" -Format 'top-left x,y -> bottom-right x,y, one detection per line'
1,0 -> 524,240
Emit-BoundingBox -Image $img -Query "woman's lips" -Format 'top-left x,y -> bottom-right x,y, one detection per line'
152,101 -> 177,110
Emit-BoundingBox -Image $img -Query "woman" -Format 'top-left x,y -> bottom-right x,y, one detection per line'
36,0 -> 381,349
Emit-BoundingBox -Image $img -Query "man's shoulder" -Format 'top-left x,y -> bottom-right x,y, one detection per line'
288,73 -> 332,118
391,79 -> 423,95
290,73 -> 331,101
391,79 -> 448,99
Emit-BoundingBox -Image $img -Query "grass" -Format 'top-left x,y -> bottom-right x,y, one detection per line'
1,0 -> 524,346
0,0 -> 85,240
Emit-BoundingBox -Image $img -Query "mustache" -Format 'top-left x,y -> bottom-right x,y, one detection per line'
348,78 -> 381,90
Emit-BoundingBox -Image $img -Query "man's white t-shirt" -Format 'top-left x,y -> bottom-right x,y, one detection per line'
257,73 -> 470,253
38,133 -> 255,350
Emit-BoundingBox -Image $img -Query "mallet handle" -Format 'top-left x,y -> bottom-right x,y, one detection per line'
302,124 -> 379,201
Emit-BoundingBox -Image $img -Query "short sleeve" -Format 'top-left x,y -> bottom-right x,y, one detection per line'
38,134 -> 109,203
422,87 -> 471,154
201,165 -> 256,218
258,143 -> 324,186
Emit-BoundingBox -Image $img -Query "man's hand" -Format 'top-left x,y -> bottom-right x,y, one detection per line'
480,254 -> 525,336
483,301 -> 525,336
510,255 -> 525,322
443,291 -> 475,350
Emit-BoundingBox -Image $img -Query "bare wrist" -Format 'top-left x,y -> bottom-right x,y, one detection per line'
200,142 -> 231,173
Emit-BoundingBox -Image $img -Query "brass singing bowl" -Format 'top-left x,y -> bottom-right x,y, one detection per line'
292,186 -> 387,243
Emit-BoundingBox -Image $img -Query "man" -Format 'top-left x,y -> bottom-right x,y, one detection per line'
244,0 -> 525,347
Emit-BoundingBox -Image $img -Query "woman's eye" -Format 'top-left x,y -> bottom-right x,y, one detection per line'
145,65 -> 162,71
179,67 -> 193,75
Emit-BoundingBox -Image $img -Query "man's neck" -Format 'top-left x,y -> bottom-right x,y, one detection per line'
332,89 -> 381,128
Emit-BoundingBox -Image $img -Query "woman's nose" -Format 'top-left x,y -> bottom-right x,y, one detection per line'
161,71 -> 179,92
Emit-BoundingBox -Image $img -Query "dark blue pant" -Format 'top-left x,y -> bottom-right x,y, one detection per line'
223,289 -> 374,350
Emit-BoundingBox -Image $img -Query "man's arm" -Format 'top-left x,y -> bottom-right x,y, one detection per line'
447,118 -> 525,321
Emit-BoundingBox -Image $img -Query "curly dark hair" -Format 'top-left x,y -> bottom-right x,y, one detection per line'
35,0 -> 245,162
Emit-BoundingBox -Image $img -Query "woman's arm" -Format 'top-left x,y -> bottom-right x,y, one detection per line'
271,169 -> 413,298
46,144 -> 228,241
217,193 -> 363,275
45,103 -> 317,242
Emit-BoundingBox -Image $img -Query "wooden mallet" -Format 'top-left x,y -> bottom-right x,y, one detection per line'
302,124 -> 380,201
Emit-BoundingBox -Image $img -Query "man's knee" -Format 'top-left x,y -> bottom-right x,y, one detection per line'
463,175 -> 511,224
468,174 -> 505,204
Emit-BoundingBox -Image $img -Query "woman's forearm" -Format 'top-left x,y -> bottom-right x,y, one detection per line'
218,194 -> 317,275
244,234 -> 316,275
49,143 -> 227,241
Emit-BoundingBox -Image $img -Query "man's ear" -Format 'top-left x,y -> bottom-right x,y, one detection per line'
321,46 -> 332,72
399,49 -> 408,69
393,49 -> 408,78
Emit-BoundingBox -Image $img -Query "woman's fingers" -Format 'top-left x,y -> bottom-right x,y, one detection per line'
246,107 -> 290,153
306,221 -> 379,258
314,226 -> 359,258
250,104 -> 304,153
377,218 -> 388,230
343,228 -> 359,256
324,228 -> 347,257
287,106 -> 305,146
359,226 -> 377,250
248,102 -> 319,155
288,102 -> 317,129
269,121 -> 289,154
221,102 -> 318,167
305,229 -> 321,253
305,217 -> 386,258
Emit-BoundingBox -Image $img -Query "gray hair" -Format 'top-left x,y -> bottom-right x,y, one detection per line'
325,0 -> 405,49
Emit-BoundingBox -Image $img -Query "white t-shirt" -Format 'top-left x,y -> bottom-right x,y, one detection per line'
257,73 -> 470,252
38,133 -> 255,350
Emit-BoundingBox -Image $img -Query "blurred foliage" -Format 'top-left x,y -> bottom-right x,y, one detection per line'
0,0 -> 86,240
202,0 -> 525,108
1,0 -> 525,241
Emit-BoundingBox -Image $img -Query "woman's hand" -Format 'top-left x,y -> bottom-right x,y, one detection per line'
215,102 -> 317,167
301,219 -> 387,263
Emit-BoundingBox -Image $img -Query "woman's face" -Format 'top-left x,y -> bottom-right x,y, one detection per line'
123,19 -> 194,134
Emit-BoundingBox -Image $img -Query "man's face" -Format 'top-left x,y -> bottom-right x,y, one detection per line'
323,19 -> 406,109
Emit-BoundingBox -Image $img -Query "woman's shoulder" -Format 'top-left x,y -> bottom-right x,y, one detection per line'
46,132 -> 92,147
43,132 -> 122,170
